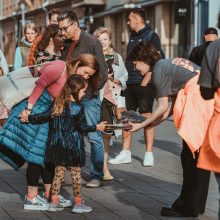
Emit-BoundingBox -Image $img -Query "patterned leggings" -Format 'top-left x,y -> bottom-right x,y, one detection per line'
51,166 -> 82,197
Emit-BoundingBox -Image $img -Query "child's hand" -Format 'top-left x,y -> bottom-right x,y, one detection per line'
19,109 -> 30,123
96,121 -> 107,132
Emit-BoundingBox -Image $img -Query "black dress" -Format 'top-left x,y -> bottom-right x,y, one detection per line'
28,101 -> 96,167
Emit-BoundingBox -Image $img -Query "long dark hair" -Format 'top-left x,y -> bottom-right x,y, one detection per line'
35,24 -> 59,54
127,41 -> 161,67
52,75 -> 87,116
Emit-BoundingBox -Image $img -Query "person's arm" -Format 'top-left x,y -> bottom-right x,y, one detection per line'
77,105 -> 106,132
93,40 -> 108,90
77,106 -> 97,132
27,103 -> 53,123
129,96 -> 169,132
0,50 -> 9,74
27,60 -> 66,108
198,41 -> 219,89
198,40 -> 219,98
113,55 -> 128,89
14,47 -> 22,69
118,58 -> 128,89
147,96 -> 176,129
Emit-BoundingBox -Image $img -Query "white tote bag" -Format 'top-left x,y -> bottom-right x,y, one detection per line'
0,66 -> 38,109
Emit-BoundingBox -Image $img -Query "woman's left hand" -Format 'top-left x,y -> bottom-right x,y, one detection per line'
128,122 -> 143,132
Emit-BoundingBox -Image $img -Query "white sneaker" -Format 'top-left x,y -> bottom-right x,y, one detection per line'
108,150 -> 132,164
72,201 -> 92,213
58,195 -> 72,207
143,152 -> 154,166
24,195 -> 49,211
47,202 -> 64,212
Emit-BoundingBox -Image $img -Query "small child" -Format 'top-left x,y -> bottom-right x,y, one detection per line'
27,75 -> 106,213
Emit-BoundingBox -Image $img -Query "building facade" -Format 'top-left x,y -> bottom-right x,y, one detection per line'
0,0 -> 219,66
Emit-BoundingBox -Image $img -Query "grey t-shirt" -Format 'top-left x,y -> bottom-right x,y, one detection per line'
152,58 -> 199,98
198,38 -> 220,89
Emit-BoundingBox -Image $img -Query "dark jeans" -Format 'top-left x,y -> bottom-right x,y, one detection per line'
172,140 -> 211,215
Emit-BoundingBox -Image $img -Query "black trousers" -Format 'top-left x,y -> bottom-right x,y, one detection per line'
172,140 -> 211,215
26,163 -> 55,187
215,173 -> 220,220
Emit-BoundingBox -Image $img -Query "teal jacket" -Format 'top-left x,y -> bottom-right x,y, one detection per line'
0,91 -> 52,169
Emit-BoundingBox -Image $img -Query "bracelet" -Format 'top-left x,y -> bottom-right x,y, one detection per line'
25,107 -> 32,113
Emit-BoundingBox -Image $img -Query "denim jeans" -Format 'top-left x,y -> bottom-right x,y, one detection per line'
81,96 -> 104,180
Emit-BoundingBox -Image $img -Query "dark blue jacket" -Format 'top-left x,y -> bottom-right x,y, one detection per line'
126,25 -> 165,84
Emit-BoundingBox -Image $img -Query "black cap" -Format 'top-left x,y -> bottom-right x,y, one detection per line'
204,27 -> 218,36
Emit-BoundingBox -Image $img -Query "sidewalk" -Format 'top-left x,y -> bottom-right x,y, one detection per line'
0,118 -> 218,220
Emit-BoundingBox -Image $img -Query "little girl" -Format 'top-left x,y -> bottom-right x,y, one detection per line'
26,75 -> 106,213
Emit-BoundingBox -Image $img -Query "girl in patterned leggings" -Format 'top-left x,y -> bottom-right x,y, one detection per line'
25,75 -> 106,213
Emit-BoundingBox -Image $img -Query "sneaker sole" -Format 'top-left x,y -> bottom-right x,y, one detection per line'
143,162 -> 154,167
24,205 -> 49,211
108,160 -> 132,165
86,184 -> 101,188
60,203 -> 72,208
72,209 -> 92,214
47,207 -> 64,212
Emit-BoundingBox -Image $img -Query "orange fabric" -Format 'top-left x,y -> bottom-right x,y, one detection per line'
51,195 -> 59,204
74,196 -> 82,205
173,74 -> 214,153
197,88 -> 220,173
44,191 -> 49,199
27,194 -> 37,200
28,35 -> 42,66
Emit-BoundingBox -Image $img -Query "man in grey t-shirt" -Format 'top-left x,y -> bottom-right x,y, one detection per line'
153,58 -> 199,98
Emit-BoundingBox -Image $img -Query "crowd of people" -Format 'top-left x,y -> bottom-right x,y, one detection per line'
0,7 -> 219,218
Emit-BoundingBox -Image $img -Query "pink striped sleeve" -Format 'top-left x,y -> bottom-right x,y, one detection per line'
28,60 -> 66,106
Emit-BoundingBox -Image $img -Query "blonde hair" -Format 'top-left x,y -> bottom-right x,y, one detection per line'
24,22 -> 38,34
93,27 -> 112,40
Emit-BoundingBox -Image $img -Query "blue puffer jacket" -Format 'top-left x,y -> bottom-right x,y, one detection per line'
0,90 -> 52,168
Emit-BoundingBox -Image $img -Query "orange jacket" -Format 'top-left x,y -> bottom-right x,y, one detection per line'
197,88 -> 220,172
173,74 -> 214,153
